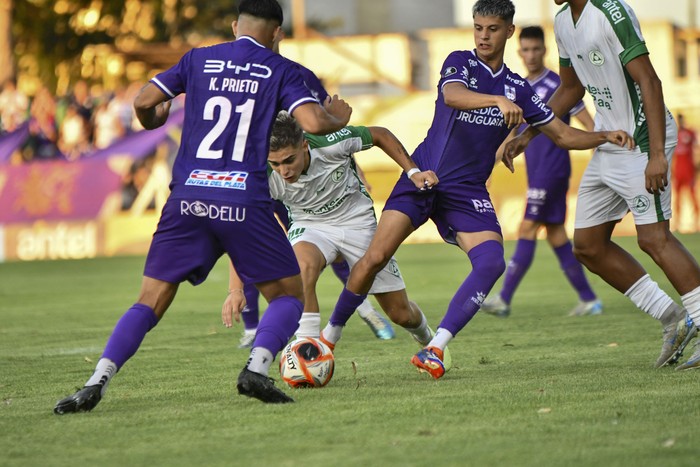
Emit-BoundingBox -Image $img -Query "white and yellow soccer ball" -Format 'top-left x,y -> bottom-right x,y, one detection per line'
279,337 -> 335,388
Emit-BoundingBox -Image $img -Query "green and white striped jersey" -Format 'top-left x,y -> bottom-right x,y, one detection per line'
268,126 -> 376,228
554,0 -> 676,153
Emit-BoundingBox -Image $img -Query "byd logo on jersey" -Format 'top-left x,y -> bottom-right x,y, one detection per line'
472,199 -> 495,214
203,61 -> 271,78
185,170 -> 248,190
180,201 -> 246,222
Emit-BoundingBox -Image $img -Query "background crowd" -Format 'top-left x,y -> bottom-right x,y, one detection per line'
0,79 -> 146,163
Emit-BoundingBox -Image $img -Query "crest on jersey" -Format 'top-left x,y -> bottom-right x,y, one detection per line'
589,50 -> 605,66
443,66 -> 457,77
332,167 -> 345,182
504,84 -> 516,101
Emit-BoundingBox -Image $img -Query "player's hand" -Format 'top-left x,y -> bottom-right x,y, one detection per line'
324,95 -> 352,127
410,170 -> 439,190
222,289 -> 246,328
496,96 -> 524,129
152,100 -> 172,126
645,155 -> 669,194
502,135 -> 529,173
605,130 -> 635,149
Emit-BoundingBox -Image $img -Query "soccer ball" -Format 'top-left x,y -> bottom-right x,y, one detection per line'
279,337 -> 335,388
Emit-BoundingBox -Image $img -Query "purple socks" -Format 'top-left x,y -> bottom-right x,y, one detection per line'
554,241 -> 596,302
252,296 -> 303,355
331,260 -> 351,284
242,282 -> 260,330
500,239 -> 536,304
102,303 -> 159,369
329,287 -> 367,327
440,241 -> 505,335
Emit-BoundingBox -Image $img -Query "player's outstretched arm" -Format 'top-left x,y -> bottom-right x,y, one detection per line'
540,117 -> 635,151
133,83 -> 172,130
292,95 -> 352,136
368,126 -> 438,190
222,261 -> 246,328
504,119 -> 634,172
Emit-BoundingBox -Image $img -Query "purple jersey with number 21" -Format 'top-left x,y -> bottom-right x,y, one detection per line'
151,36 -> 318,205
144,36 -> 319,286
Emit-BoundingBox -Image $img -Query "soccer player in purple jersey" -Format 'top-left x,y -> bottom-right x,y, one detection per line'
481,25 -> 602,318
319,0 -> 634,379
53,0 -> 351,412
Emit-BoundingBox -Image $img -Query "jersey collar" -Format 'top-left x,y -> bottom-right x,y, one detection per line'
472,50 -> 504,77
236,36 -> 265,48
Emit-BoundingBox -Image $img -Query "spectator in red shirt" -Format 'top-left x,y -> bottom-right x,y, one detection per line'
672,114 -> 699,231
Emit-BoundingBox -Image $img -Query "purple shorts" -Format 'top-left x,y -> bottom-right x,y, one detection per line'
524,177 -> 568,224
383,175 -> 502,245
144,197 -> 299,286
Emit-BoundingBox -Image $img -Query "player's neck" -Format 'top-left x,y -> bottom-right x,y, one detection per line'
475,52 -> 504,73
302,149 -> 311,174
527,66 -> 546,81
568,0 -> 587,20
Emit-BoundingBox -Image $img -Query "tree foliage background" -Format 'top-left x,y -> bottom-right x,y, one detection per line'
3,0 -> 247,94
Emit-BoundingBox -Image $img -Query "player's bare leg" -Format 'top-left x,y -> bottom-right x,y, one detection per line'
292,241 -> 326,337
374,290 -> 432,344
322,210 -> 415,347
347,210 -> 415,294
573,221 -> 696,366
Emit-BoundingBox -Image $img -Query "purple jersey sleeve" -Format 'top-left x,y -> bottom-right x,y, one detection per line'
151,37 -> 318,205
296,64 -> 329,103
523,69 -> 584,180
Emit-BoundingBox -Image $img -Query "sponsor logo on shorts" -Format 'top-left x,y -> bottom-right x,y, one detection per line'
387,258 -> 402,279
287,227 -> 306,242
631,195 -> 650,213
527,188 -> 547,202
185,170 -> 248,190
180,201 -> 246,222
472,198 -> 496,214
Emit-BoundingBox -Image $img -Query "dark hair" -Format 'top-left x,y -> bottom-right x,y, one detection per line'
472,0 -> 515,23
237,0 -> 284,25
519,25 -> 545,42
270,111 -> 304,152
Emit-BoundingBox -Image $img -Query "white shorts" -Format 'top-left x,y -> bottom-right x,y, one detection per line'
575,145 -> 674,228
286,223 -> 405,294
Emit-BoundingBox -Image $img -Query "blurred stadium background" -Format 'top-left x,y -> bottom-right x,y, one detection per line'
1,0 -> 699,262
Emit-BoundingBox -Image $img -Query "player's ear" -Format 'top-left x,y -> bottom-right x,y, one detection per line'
232,20 -> 239,38
507,23 -> 515,39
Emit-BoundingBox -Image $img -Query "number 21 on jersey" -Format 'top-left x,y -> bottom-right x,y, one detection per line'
196,96 -> 254,162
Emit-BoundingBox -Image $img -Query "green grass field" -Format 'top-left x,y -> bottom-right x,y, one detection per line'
1,236 -> 699,466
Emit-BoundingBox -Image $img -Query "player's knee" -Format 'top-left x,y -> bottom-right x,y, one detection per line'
637,229 -> 671,259
361,248 -> 392,274
471,244 -> 506,281
297,257 -> 322,283
572,239 -> 599,265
